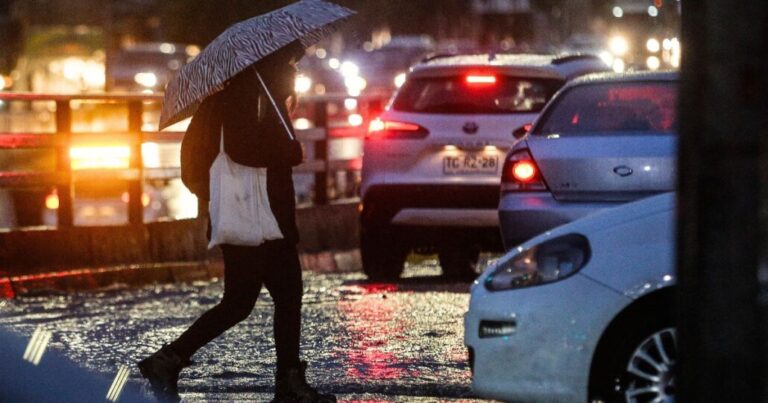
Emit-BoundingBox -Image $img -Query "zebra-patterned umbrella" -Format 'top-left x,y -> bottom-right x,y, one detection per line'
159,0 -> 355,130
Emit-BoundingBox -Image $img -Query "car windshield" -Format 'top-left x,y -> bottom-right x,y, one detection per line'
392,75 -> 563,114
534,81 -> 678,135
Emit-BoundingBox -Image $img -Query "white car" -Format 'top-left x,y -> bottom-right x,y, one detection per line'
465,192 -> 676,402
360,54 -> 609,280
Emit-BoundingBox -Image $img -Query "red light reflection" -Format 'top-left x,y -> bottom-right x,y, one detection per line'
337,284 -> 420,381
354,283 -> 399,294
0,276 -> 15,299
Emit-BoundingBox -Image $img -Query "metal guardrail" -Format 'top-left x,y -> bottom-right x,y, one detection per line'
0,92 -> 387,228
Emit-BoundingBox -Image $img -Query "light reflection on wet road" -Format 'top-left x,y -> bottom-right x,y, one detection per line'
0,260 -> 493,402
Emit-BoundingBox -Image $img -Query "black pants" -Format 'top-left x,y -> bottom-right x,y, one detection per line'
169,239 -> 303,374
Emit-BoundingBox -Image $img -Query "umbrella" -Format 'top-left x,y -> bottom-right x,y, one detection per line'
159,0 -> 355,130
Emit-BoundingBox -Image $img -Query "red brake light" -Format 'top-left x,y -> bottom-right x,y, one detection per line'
501,149 -> 547,193
367,118 -> 429,139
466,75 -> 497,85
512,161 -> 537,182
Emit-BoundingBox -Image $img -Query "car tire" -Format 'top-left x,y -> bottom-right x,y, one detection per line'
360,228 -> 408,281
589,314 -> 676,403
438,245 -> 480,280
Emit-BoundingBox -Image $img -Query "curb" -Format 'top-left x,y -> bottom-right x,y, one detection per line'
2,249 -> 362,298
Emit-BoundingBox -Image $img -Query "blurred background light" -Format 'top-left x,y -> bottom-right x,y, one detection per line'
646,56 -> 661,70
394,73 -> 407,88
294,74 -> 312,94
609,35 -> 629,56
293,118 -> 312,130
340,61 -> 360,77
646,38 -> 660,53
348,113 -> 363,126
133,72 -> 158,88
612,58 -> 626,73
70,146 -> 130,170
159,43 -> 176,54
598,51 -> 614,67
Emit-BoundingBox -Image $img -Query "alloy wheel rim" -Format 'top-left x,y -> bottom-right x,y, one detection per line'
624,327 -> 677,403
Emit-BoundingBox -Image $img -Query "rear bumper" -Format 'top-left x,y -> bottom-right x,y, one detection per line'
498,192 -> 621,250
363,225 -> 504,252
391,208 -> 498,227
361,184 -> 500,227
361,184 -> 503,250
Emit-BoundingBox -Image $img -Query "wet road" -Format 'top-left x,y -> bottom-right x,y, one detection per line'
0,259 -> 494,402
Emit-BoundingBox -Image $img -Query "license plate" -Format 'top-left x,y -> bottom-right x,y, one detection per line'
443,154 -> 499,174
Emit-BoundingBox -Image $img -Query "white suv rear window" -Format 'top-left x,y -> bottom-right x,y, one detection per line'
392,75 -> 563,114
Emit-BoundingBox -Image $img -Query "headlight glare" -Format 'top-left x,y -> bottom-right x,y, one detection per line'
485,234 -> 591,291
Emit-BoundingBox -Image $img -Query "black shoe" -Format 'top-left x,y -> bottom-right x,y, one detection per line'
272,361 -> 336,403
138,345 -> 190,402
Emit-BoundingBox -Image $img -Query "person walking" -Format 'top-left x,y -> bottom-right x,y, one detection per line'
143,3 -> 354,400
139,42 -> 335,403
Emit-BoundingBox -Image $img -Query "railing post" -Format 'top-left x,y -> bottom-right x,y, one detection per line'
313,100 -> 329,205
127,101 -> 143,225
54,101 -> 73,228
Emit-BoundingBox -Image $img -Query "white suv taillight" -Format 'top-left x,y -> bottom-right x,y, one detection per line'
367,118 -> 429,140
501,149 -> 547,193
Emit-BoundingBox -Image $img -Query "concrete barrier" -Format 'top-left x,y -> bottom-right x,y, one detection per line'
0,220 -> 207,274
0,203 -> 362,295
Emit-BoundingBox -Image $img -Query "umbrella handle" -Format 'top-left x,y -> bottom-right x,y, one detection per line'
254,69 -> 295,141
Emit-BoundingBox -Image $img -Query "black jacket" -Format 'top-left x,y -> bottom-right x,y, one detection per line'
181,63 -> 303,243
221,64 -> 302,168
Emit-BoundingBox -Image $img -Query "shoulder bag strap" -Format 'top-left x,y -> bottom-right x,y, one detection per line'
253,68 -> 295,141
219,126 -> 224,151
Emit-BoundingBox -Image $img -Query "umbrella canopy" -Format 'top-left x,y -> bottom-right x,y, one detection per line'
159,0 -> 355,129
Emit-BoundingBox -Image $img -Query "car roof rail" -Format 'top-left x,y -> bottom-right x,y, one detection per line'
551,53 -> 604,65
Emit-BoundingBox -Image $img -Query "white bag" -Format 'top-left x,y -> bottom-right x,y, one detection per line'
208,130 -> 284,249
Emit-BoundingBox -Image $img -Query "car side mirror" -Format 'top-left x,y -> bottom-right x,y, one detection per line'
512,124 -> 532,140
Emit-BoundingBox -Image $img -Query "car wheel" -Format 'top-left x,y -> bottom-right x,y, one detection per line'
590,319 -> 677,403
360,228 -> 408,281
438,245 -> 480,280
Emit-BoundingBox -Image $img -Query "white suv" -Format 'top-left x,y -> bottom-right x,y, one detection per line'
360,54 -> 608,280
